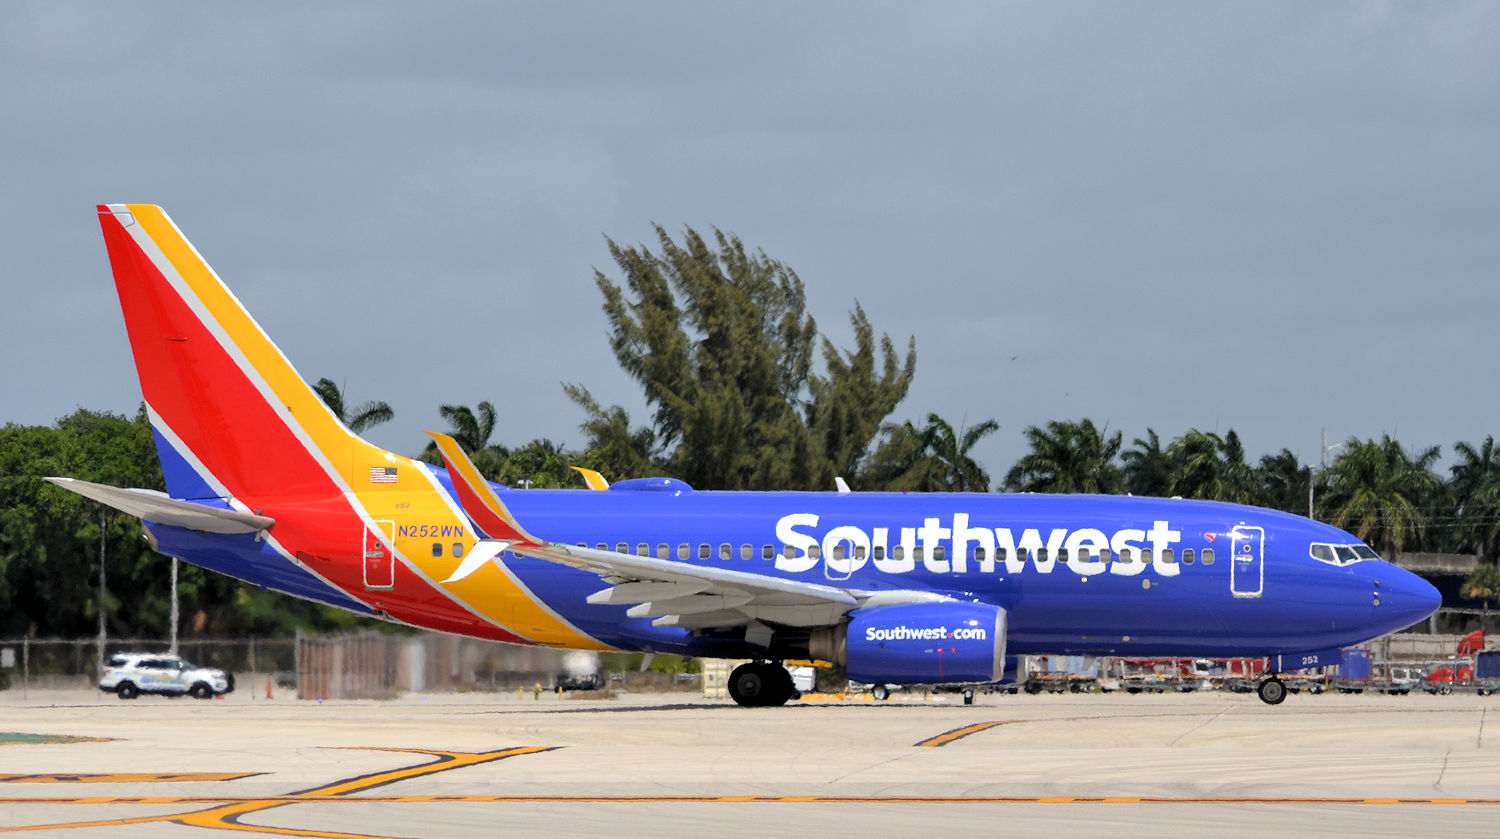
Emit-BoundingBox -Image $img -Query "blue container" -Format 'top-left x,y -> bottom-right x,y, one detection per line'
1337,648 -> 1372,681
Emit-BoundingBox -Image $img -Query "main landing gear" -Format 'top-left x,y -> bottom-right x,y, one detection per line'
728,661 -> 798,707
1257,675 -> 1288,705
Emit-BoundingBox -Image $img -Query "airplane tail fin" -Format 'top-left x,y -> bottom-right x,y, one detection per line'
97,204 -> 389,502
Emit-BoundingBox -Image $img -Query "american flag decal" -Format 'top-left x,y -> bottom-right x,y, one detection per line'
369,466 -> 399,483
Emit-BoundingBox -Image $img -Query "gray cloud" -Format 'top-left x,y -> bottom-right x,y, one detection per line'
4,1 -> 1498,479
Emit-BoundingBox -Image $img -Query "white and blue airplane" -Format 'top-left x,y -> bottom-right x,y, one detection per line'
51,204 -> 1442,707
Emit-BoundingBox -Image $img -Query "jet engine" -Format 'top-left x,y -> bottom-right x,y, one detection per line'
809,601 -> 1007,685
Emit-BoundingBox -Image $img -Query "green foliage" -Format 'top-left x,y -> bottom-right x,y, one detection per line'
493,439 -> 580,489
1461,562 -> 1500,605
1167,429 -> 1255,503
0,407 -> 400,639
1122,429 -> 1171,497
1256,449 -> 1312,515
805,304 -> 918,488
312,377 -> 394,434
0,409 -> 162,637
563,387 -> 663,481
1461,562 -> 1500,602
571,224 -> 914,490
1449,437 -> 1500,558
1318,435 -> 1442,556
1005,418 -> 1122,494
418,401 -> 511,479
598,652 -> 700,674
865,414 -> 998,492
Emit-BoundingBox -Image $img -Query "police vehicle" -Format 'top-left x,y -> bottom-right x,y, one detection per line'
99,652 -> 235,699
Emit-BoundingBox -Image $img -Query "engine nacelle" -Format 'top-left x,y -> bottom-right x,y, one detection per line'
811,601 -> 1007,685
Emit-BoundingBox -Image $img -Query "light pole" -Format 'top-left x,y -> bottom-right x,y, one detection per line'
1308,428 -> 1343,519
96,508 -> 107,681
169,557 -> 179,655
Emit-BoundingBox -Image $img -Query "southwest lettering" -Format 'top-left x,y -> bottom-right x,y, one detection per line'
864,625 -> 989,642
774,513 -> 1183,579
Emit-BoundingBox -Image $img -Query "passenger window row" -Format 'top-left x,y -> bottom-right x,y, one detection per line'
552,541 -> 1217,566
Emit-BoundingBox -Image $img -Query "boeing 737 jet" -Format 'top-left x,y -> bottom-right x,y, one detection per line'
50,204 -> 1442,706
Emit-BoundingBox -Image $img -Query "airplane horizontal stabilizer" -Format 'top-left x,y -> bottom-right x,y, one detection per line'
45,477 -> 274,534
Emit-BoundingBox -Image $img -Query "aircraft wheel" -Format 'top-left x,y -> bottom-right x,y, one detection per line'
729,662 -> 793,707
872,684 -> 889,701
1257,677 -> 1288,705
761,663 -> 794,706
727,662 -> 766,706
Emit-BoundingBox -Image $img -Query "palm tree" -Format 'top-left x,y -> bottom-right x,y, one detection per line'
312,378 -> 394,434
863,414 -> 998,492
863,420 -> 940,491
1255,448 -> 1311,515
1318,435 -> 1441,557
1450,436 -> 1500,559
437,402 -> 497,453
499,438 -> 576,488
1166,429 -> 1254,503
1122,429 -> 1171,496
923,414 -> 999,492
564,385 -> 664,481
1460,563 -> 1500,637
420,401 -> 505,478
1005,418 -> 1123,494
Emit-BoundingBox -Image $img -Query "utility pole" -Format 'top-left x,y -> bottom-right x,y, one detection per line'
1308,429 -> 1344,522
169,557 -> 179,654
96,508 -> 107,681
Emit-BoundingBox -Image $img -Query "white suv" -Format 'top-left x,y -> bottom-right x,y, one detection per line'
99,652 -> 234,700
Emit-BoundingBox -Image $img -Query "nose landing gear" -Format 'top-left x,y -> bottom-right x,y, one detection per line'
1257,675 -> 1287,705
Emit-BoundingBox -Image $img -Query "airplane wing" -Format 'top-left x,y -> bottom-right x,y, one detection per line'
514,540 -> 858,629
426,433 -> 944,633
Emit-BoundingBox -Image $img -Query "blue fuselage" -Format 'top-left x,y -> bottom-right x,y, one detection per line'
150,474 -> 1442,662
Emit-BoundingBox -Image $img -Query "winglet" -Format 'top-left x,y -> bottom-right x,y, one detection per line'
571,466 -> 610,490
425,432 -> 544,544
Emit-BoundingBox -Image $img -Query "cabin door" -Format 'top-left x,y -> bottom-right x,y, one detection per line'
1229,525 -> 1264,598
363,520 -> 396,590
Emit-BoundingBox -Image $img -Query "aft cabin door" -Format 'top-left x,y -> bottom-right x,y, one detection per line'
363,520 -> 396,590
1229,525 -> 1264,598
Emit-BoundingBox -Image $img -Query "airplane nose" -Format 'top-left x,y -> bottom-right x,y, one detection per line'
1376,565 -> 1442,630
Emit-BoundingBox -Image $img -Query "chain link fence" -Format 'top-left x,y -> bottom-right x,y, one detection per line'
0,632 -> 569,699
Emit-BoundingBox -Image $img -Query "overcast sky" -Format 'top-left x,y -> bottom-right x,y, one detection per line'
4,2 -> 1498,483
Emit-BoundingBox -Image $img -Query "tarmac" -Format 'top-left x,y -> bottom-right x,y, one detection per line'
1,684 -> 1498,837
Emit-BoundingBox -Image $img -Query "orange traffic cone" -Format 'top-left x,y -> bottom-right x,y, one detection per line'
265,674 -> 274,700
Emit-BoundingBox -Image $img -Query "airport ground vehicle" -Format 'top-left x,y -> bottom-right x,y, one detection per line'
1420,633 -> 1496,695
99,652 -> 234,699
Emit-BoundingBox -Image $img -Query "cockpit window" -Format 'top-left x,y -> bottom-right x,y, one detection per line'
1309,542 -> 1377,566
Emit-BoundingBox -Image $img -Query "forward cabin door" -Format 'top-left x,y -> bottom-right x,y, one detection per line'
363,520 -> 396,590
1229,525 -> 1264,598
